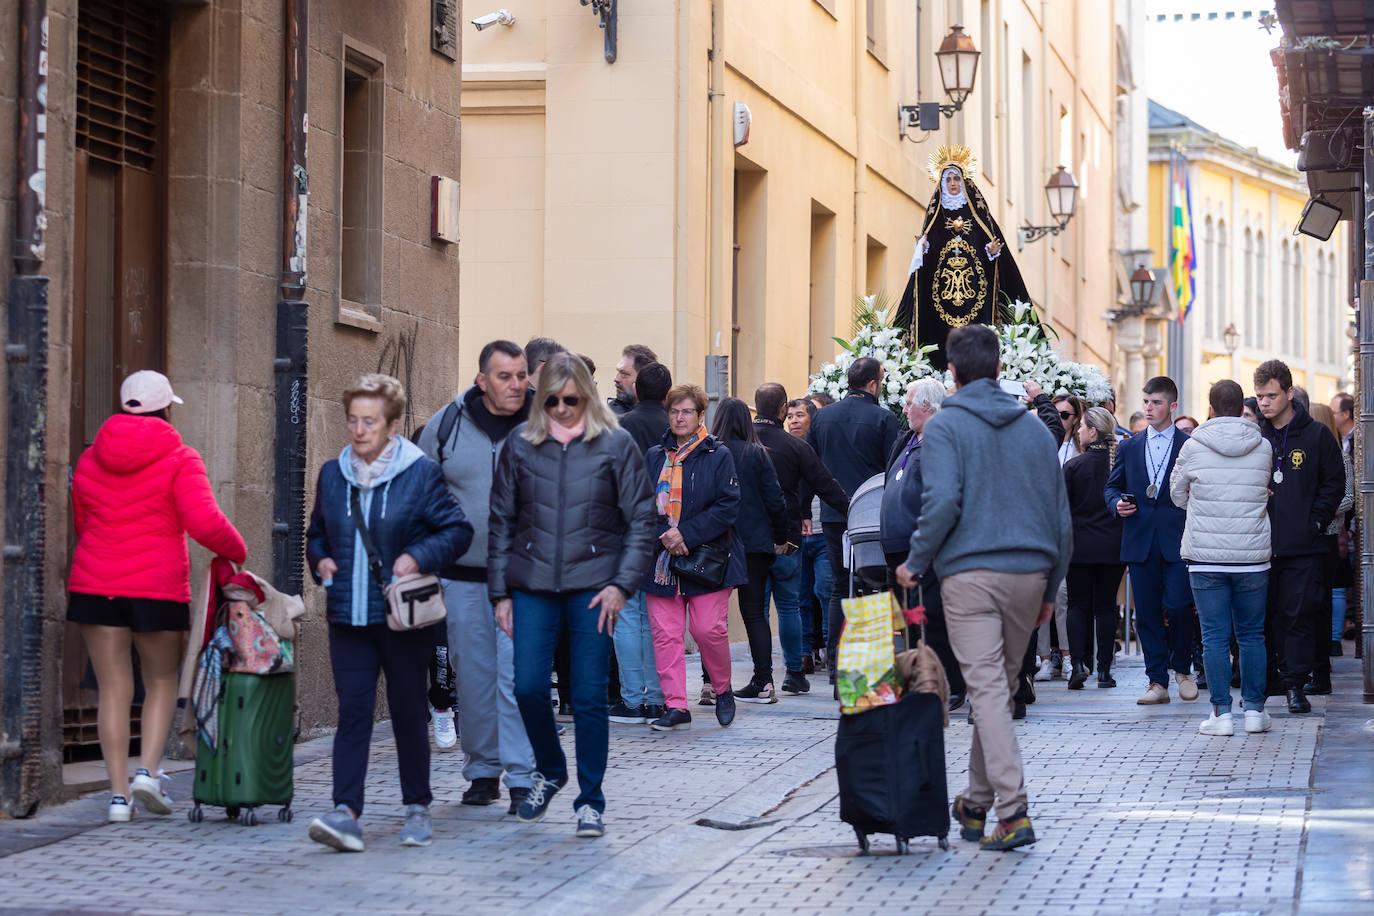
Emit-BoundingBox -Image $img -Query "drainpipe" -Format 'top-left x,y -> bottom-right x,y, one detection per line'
705,0 -> 727,411
1360,107 -> 1374,700
2,0 -> 50,818
1039,0 -> 1051,329
852,0 -> 867,299
273,0 -> 309,595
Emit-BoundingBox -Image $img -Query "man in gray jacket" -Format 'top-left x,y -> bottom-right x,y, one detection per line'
1169,379 -> 1273,738
417,340 -> 536,813
897,324 -> 1070,852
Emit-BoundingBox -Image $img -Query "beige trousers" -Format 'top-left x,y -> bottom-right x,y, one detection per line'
942,568 -> 1048,820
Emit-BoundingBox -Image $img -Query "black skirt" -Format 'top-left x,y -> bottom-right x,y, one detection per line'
67,592 -> 191,633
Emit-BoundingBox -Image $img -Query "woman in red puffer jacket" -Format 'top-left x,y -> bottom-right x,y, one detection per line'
68,370 -> 246,823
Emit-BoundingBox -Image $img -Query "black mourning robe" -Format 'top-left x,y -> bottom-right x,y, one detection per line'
894,180 -> 1030,370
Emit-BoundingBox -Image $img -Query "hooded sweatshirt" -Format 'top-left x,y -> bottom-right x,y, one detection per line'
1168,416 -> 1273,568
70,413 -> 247,602
1259,400 -> 1346,558
903,377 -> 1072,603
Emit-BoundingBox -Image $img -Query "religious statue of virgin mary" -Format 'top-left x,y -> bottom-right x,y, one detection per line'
894,144 -> 1030,370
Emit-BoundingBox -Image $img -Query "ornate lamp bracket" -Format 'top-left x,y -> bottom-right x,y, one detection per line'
581,0 -> 618,64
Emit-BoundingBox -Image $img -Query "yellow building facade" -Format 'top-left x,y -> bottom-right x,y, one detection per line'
1148,102 -> 1349,421
458,0 -> 1121,399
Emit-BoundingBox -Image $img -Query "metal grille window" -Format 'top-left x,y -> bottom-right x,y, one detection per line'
76,0 -> 163,171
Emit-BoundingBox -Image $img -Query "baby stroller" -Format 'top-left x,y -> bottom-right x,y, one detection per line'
846,473 -> 890,597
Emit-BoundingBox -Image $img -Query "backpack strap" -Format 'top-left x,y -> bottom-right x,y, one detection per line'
431,402 -> 462,465
349,486 -> 385,586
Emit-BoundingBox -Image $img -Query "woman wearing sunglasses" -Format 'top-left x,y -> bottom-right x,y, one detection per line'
489,352 -> 655,839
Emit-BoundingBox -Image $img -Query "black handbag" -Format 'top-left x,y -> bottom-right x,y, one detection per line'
670,534 -> 731,590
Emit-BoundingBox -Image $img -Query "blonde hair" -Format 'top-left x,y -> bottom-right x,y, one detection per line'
343,373 -> 406,423
1310,403 -> 1341,443
523,351 -> 619,445
1081,406 -> 1119,469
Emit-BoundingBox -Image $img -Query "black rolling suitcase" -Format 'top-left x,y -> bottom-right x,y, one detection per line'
835,689 -> 950,853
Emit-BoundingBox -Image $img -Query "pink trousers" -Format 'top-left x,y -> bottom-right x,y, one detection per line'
646,589 -> 733,710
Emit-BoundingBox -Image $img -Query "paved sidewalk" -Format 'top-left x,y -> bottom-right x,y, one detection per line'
1,642 -> 1370,915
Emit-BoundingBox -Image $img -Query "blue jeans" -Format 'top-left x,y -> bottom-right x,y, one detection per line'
801,533 -> 831,649
511,590 -> 612,813
1332,587 -> 1346,640
762,551 -> 804,673
1190,571 -> 1268,713
612,592 -> 663,708
1128,544 -> 1195,686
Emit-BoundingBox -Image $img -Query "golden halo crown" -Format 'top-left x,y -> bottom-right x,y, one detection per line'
927,145 -> 978,184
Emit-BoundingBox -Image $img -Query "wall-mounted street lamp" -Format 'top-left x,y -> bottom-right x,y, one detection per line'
1224,322 -> 1241,354
899,25 -> 980,139
1129,263 -> 1156,311
1017,166 -> 1079,248
580,0 -> 617,64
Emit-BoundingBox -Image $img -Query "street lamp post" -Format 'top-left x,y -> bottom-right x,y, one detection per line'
1018,166 -> 1080,248
1224,322 -> 1241,354
899,25 -> 981,138
1130,263 -> 1157,311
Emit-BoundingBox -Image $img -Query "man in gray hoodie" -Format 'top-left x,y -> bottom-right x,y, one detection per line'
417,340 -> 536,813
897,324 -> 1071,852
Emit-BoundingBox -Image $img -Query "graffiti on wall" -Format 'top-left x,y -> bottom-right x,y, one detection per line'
377,322 -> 419,437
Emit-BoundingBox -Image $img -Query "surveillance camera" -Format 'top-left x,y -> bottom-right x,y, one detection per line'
471,9 -> 516,31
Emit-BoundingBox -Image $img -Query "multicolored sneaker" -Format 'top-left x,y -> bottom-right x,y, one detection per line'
951,796 -> 987,842
979,808 -> 1036,851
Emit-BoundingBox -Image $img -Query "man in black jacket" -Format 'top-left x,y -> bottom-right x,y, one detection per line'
754,383 -> 849,694
807,358 -> 900,672
1255,360 -> 1346,713
618,363 -> 671,454
607,361 -> 671,724
609,344 -> 659,415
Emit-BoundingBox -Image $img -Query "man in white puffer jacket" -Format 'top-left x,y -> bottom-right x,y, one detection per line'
1169,380 -> 1275,737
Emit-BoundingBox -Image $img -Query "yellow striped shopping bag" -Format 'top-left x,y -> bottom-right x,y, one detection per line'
837,590 -> 905,715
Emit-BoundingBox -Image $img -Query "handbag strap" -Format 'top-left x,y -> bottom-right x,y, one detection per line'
349,486 -> 386,586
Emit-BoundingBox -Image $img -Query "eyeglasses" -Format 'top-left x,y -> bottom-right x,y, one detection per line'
669,408 -> 699,419
1058,411 -> 1077,421
544,395 -> 581,409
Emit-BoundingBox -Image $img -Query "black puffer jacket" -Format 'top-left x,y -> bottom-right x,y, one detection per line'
722,437 -> 788,554
487,425 -> 656,601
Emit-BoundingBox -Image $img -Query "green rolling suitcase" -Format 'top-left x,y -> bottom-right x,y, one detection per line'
190,671 -> 295,826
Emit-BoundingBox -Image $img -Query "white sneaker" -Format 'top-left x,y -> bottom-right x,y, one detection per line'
130,768 -> 174,815
432,709 -> 457,749
108,794 -> 133,823
1060,657 -> 1073,680
1245,709 -> 1272,734
1198,712 -> 1235,736
1034,658 -> 1054,682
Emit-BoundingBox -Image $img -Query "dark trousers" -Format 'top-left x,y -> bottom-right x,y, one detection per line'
737,552 -> 778,686
885,553 -> 965,695
427,622 -> 458,710
1268,554 -> 1325,689
328,622 -> 434,815
511,589 -> 612,813
1127,543 -> 1195,686
1066,563 -> 1126,674
823,522 -> 849,671
1313,537 -> 1339,681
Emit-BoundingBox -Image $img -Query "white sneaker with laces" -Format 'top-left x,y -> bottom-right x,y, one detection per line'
1060,657 -> 1073,680
432,709 -> 457,749
1033,658 -> 1054,682
1198,711 -> 1235,736
130,768 -> 174,815
108,795 -> 133,823
1245,709 -> 1272,733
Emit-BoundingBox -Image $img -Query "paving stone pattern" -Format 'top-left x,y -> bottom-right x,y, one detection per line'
0,643 -> 1349,915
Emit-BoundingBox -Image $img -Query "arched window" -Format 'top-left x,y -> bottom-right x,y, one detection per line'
1256,231 -> 1267,350
1202,216 -> 1215,338
1217,219 -> 1228,336
1290,243 -> 1303,357
1279,240 -> 1291,354
1243,228 -> 1254,349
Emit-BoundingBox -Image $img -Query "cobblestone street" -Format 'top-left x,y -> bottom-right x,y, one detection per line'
1,642 -> 1371,916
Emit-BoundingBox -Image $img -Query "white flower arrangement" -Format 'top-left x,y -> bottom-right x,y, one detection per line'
996,300 -> 1113,406
808,295 -> 941,418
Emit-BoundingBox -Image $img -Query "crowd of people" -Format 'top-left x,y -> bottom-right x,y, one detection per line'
65,328 -> 1359,855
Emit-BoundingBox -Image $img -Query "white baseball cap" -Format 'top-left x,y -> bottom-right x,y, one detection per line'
119,370 -> 184,414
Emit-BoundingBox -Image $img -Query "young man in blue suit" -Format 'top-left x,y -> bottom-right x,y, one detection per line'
1104,376 -> 1199,704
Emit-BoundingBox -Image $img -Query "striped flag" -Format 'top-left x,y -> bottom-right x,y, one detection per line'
1170,151 -> 1197,323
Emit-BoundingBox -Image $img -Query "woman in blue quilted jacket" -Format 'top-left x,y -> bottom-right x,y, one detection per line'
304,374 -> 472,853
